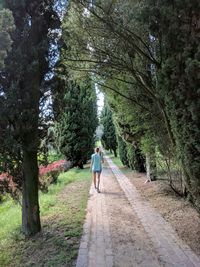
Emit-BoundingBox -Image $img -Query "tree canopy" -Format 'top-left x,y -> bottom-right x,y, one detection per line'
62,0 -> 200,209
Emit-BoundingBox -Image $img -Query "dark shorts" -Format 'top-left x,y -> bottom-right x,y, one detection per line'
93,169 -> 102,173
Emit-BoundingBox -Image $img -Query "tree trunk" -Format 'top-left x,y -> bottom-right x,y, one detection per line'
77,161 -> 84,169
22,149 -> 41,236
146,154 -> 151,181
135,148 -> 146,173
146,153 -> 157,182
113,149 -> 117,157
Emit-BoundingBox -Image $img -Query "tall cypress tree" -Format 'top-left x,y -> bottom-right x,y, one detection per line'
0,8 -> 15,67
117,135 -> 129,166
101,103 -> 118,157
0,0 -> 59,236
143,0 -> 200,207
54,79 -> 98,168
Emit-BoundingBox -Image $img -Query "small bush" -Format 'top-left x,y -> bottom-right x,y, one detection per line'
127,144 -> 146,172
39,160 -> 71,192
0,173 -> 19,202
117,136 -> 129,167
0,160 -> 71,199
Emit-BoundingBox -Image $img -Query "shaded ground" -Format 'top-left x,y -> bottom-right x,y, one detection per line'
122,168 -> 200,257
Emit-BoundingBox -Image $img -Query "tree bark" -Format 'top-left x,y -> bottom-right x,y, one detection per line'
145,153 -> 157,182
146,154 -> 151,181
113,149 -> 117,157
22,149 -> 41,236
135,148 -> 146,173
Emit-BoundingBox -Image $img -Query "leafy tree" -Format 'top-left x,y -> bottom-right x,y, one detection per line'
101,102 -> 118,157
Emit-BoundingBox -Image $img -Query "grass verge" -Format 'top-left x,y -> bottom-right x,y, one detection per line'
104,151 -> 131,175
0,166 -> 91,267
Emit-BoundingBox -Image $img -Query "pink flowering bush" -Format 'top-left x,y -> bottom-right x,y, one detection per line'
39,160 -> 70,192
0,159 -> 71,200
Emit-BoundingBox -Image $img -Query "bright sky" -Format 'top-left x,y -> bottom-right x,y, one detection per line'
95,84 -> 104,115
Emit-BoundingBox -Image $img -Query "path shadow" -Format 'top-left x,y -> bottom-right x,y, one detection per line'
101,191 -> 124,197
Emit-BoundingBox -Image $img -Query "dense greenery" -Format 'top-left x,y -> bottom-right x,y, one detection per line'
0,8 -> 15,67
53,78 -> 98,168
63,0 -> 200,209
0,0 -> 98,237
100,103 -> 118,157
143,0 -> 200,205
117,136 -> 129,167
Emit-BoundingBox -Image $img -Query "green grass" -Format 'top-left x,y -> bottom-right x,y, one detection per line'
110,155 -> 124,168
104,150 -> 132,176
95,140 -> 102,147
104,150 -> 124,167
0,166 -> 91,267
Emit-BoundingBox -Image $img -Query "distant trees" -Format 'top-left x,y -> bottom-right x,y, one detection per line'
100,103 -> 118,157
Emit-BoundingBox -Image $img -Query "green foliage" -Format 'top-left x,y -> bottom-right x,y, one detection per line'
64,0 -> 200,207
0,0 -> 61,185
0,8 -> 15,68
0,0 -> 62,235
39,169 -> 60,193
54,79 -> 98,168
117,135 -> 129,167
101,102 -> 118,156
126,143 -> 146,172
142,0 -> 200,207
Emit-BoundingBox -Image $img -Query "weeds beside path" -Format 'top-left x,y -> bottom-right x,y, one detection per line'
0,166 -> 91,267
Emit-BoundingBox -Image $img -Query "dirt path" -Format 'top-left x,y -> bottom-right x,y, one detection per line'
76,156 -> 200,267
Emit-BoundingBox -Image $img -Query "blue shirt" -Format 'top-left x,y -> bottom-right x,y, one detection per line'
91,153 -> 103,172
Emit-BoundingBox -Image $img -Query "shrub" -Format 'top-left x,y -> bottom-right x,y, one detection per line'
39,160 -> 71,192
0,160 -> 71,199
117,136 -> 129,167
127,143 -> 146,172
0,173 -> 18,201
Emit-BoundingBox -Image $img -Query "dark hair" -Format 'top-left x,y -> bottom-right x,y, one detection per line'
95,147 -> 100,153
